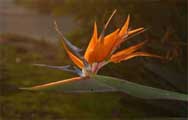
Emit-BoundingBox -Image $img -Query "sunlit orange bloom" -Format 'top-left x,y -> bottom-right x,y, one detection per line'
84,23 -> 120,63
91,28 -> 120,62
84,14 -> 145,64
55,10 -> 161,75
21,10 -> 164,92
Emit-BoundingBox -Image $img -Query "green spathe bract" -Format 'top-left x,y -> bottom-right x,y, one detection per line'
93,75 -> 188,101
22,74 -> 188,102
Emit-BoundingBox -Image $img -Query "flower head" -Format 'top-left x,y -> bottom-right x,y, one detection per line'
20,10 -> 188,102
54,10 -> 161,76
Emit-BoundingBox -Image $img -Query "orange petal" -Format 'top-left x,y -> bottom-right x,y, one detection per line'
95,29 -> 120,62
112,15 -> 130,50
114,26 -> 144,51
128,27 -> 144,35
119,14 -> 130,37
54,21 -> 84,69
110,40 -> 147,62
99,9 -> 117,40
21,77 -> 85,90
62,42 -> 84,69
84,22 -> 98,63
111,52 -> 163,63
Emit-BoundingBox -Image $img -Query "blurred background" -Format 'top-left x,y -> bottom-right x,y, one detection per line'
0,0 -> 187,119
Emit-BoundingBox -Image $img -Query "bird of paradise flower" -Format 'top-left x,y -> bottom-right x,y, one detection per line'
21,10 -> 188,101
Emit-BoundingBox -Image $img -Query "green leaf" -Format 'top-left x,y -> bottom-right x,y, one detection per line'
93,75 -> 188,101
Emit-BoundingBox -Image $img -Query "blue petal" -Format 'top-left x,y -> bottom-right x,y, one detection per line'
33,64 -> 82,76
